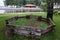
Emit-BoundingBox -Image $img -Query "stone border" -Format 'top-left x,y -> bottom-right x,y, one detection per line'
5,15 -> 55,38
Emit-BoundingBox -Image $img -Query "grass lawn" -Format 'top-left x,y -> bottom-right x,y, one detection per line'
0,12 -> 60,40
11,17 -> 49,28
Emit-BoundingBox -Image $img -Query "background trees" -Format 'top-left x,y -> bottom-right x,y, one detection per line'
5,0 -> 41,6
5,0 -> 15,5
5,0 -> 60,6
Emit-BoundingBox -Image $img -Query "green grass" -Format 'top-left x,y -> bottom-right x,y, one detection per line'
11,18 -> 49,28
0,12 -> 60,40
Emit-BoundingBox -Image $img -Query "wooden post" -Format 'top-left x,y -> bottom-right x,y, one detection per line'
30,31 -> 35,40
37,16 -> 42,21
25,15 -> 30,19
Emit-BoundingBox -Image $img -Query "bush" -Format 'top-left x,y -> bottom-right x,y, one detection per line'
54,10 -> 60,15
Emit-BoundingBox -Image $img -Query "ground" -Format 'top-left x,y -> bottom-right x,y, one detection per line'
0,12 -> 60,40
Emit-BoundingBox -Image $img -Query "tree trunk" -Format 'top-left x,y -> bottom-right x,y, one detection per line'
47,0 -> 53,20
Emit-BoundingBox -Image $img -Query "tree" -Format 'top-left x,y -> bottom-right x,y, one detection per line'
22,0 -> 26,5
40,3 -> 47,11
16,0 -> 23,6
47,0 -> 53,20
5,0 -> 41,6
5,0 -> 15,5
5,0 -> 27,6
34,0 -> 41,6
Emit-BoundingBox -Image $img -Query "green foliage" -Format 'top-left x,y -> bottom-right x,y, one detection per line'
5,0 -> 41,6
22,0 -> 26,5
40,3 -> 47,11
54,11 -> 60,15
34,0 -> 41,6
5,0 -> 15,5
5,0 -> 27,6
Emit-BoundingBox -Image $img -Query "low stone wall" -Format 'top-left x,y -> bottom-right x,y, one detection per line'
5,15 -> 55,38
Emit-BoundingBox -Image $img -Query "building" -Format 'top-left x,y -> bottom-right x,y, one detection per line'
54,3 -> 60,9
24,4 -> 36,8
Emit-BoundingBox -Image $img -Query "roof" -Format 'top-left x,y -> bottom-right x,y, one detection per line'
25,4 -> 36,7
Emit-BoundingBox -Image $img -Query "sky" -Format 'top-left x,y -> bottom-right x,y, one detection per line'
0,0 -> 4,6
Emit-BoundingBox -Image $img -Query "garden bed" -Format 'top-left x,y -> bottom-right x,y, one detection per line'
5,15 -> 55,38
11,18 -> 49,28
